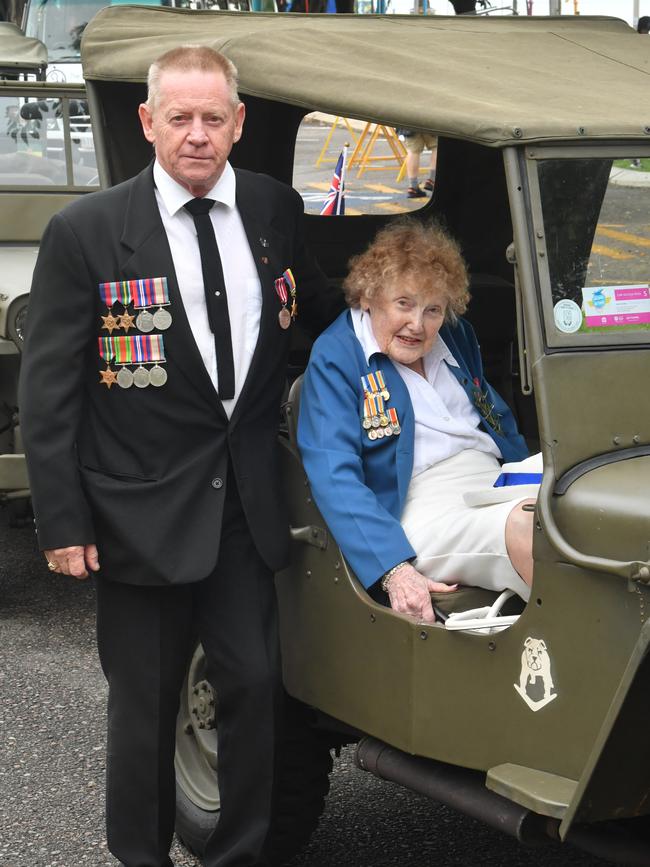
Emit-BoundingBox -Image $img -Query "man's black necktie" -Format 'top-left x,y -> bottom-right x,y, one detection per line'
184,197 -> 235,400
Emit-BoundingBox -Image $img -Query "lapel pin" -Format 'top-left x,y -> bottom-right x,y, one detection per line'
261,256 -> 269,265
260,237 -> 269,248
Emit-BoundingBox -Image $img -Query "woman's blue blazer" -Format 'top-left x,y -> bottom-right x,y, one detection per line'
297,310 -> 528,589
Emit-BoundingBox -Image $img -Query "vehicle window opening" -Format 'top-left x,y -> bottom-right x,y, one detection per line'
537,156 -> 650,342
0,91 -> 97,187
293,112 -> 434,218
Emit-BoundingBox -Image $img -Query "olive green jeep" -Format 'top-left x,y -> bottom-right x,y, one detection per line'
38,7 -> 650,864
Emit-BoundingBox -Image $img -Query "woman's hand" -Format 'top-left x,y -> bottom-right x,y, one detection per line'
386,563 -> 457,623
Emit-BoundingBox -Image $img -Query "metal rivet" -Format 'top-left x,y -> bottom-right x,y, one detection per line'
370,613 -> 376,623
215,291 -> 221,296
536,598 -> 543,606
488,641 -> 496,651
306,570 -> 312,578
306,497 -> 312,504
512,127 -> 523,138
644,126 -> 650,135
335,561 -> 341,570
536,231 -> 544,239
577,126 -> 586,135
539,251 -> 545,257
334,575 -> 339,583
536,521 -> 541,531
613,436 -> 621,445
419,630 -> 428,640
634,435 -> 641,444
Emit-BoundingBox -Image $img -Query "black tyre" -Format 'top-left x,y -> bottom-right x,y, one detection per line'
175,644 -> 333,865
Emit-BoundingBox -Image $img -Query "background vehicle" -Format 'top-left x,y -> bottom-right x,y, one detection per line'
0,24 -> 98,519
79,8 -> 650,864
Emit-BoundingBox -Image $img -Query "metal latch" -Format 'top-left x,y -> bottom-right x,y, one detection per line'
290,525 -> 328,550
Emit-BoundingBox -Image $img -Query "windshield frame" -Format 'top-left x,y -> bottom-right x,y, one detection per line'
526,143 -> 650,351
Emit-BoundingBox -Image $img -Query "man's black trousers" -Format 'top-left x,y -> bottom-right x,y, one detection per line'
95,475 -> 283,867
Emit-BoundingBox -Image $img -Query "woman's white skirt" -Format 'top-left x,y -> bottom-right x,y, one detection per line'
400,449 -> 533,601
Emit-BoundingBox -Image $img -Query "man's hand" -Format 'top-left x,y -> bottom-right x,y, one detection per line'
386,563 -> 457,623
44,544 -> 100,580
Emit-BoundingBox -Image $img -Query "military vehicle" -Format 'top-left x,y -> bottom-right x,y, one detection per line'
63,7 -> 650,864
0,25 -> 98,520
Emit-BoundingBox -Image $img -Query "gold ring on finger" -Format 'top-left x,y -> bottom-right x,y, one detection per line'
47,561 -> 58,572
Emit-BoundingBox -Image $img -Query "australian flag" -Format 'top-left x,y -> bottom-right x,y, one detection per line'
320,148 -> 346,216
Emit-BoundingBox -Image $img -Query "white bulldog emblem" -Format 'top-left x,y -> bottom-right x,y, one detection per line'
514,637 -> 557,712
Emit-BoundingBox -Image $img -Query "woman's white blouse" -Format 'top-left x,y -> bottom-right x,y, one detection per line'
351,308 -> 501,476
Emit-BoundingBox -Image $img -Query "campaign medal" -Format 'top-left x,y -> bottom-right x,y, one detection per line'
275,276 -> 291,329
375,370 -> 390,401
368,429 -> 378,441
99,281 -> 121,333
388,407 -> 401,436
133,333 -> 166,388
98,337 -> 117,388
471,377 -> 504,435
99,280 -> 135,334
101,312 -> 120,334
361,397 -> 372,430
117,309 -> 136,333
99,365 -> 117,388
117,367 -> 134,389
153,308 -> 172,331
369,394 -> 381,429
111,335 -> 135,389
283,269 -> 298,320
132,277 -> 172,332
150,365 -> 168,387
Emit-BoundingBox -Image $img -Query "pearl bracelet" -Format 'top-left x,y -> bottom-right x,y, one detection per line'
381,561 -> 410,593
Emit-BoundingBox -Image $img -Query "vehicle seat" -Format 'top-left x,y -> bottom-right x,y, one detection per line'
284,375 -> 524,618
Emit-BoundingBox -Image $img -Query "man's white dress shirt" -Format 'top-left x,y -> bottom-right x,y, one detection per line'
351,307 -> 500,476
153,160 -> 262,418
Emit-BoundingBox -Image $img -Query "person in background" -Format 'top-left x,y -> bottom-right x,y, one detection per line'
399,128 -> 437,199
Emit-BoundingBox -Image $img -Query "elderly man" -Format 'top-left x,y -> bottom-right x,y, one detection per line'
20,45 -> 339,867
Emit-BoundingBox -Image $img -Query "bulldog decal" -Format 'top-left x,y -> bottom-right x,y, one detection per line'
514,637 -> 557,712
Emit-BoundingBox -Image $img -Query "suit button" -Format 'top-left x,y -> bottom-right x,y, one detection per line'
211,477 -> 223,489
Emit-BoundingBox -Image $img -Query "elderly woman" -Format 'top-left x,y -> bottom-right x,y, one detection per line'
297,220 -> 534,623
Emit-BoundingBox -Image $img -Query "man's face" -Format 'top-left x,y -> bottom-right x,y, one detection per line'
138,68 -> 245,196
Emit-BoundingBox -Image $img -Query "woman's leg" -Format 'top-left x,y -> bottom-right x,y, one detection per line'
505,498 -> 536,586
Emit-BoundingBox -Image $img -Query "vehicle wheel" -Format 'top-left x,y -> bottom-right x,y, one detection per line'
175,643 -> 333,864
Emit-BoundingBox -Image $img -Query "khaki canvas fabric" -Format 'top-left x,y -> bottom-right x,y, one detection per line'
81,8 -> 649,146
0,22 -> 47,70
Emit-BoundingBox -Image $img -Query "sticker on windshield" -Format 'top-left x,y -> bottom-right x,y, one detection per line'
553,300 -> 582,333
582,284 -> 650,328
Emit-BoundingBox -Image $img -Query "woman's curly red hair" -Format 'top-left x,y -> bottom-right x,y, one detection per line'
343,219 -> 470,322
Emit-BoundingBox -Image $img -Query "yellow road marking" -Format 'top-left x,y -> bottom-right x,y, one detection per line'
306,182 -> 330,191
597,226 -> 650,249
591,243 -> 635,261
365,183 -> 401,194
376,202 -> 410,214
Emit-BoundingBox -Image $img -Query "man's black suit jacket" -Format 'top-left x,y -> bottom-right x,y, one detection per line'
20,163 -> 339,586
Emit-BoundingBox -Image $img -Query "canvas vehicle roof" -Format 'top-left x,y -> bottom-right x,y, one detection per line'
81,8 -> 648,147
0,21 -> 47,72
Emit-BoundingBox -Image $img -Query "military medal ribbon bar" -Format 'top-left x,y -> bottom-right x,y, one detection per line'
97,334 -> 167,389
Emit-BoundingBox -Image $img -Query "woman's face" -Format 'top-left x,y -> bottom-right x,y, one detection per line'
363,278 -> 448,370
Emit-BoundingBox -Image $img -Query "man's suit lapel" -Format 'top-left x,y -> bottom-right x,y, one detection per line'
228,171 -> 280,428
119,164 -> 226,417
